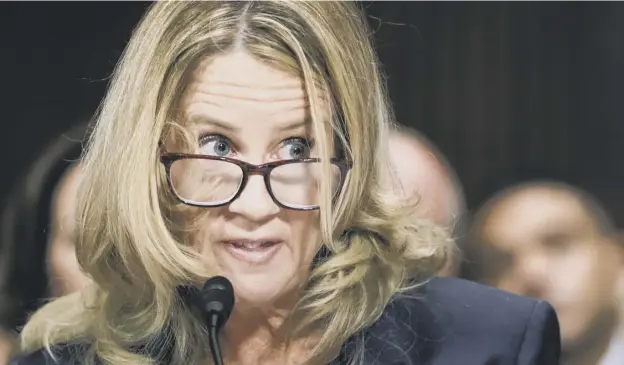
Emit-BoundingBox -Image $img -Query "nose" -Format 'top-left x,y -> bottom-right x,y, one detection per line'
228,174 -> 280,222
517,252 -> 550,297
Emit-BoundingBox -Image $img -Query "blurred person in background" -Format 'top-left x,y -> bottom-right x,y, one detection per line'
46,163 -> 88,297
464,180 -> 624,365
0,123 -> 91,364
388,125 -> 467,276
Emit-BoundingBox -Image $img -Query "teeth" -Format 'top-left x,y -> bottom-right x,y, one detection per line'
228,241 -> 279,250
232,242 -> 267,249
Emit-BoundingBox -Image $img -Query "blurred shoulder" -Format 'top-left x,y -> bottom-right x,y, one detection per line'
382,276 -> 557,333
361,276 -> 561,364
414,276 -> 553,318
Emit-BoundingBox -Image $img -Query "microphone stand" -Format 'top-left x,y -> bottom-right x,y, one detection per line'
208,313 -> 225,365
194,276 -> 235,365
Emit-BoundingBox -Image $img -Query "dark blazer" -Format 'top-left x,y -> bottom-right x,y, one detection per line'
10,277 -> 560,365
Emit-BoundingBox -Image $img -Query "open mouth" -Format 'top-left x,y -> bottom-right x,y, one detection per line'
221,240 -> 283,264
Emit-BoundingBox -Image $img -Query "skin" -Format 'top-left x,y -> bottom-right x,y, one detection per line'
173,50 -> 326,364
388,131 -> 461,276
387,131 -> 457,228
478,186 -> 624,365
46,164 -> 91,298
0,329 -> 16,365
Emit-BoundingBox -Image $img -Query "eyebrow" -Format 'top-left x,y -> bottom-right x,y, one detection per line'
188,115 -> 239,132
278,118 -> 310,132
188,115 -> 311,133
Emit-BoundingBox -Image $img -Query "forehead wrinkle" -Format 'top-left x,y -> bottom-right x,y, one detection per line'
190,93 -> 309,112
183,86 -> 330,120
197,83 -> 308,102
192,55 -> 303,90
198,79 -> 304,89
181,59 -> 331,130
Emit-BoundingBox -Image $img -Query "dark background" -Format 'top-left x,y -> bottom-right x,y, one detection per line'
1,1 -> 623,221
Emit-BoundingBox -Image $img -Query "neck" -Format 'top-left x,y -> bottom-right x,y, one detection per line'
562,308 -> 619,365
219,299 -> 313,365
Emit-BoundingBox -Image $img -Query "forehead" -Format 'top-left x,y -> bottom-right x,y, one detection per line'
180,51 -> 323,125
482,188 -> 596,249
192,51 -> 304,95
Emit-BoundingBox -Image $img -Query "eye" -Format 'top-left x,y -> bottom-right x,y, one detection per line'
278,137 -> 315,160
199,134 -> 234,157
543,234 -> 572,253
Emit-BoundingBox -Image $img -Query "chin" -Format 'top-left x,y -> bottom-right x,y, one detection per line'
559,318 -> 589,348
227,272 -> 298,310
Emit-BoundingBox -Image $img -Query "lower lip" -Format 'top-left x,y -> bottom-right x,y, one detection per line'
222,241 -> 283,264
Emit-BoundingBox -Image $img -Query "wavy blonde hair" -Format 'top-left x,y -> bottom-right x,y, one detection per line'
20,2 -> 451,364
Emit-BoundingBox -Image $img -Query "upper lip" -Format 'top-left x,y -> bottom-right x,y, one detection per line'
220,237 -> 283,244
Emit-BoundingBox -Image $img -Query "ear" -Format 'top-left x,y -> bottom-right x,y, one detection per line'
611,231 -> 624,299
611,231 -> 624,263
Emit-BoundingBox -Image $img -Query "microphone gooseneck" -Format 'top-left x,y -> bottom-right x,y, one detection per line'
195,276 -> 235,365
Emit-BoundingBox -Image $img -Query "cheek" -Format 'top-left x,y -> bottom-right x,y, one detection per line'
284,210 -> 322,256
556,246 -> 616,298
492,273 -> 521,293
188,209 -> 225,250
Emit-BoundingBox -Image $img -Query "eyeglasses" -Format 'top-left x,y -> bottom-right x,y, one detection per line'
160,153 -> 352,211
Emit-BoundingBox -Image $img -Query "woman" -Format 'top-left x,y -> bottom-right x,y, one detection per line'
13,2 -> 560,365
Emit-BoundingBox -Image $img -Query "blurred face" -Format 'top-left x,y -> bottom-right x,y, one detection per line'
47,165 -> 91,297
172,50 -> 327,309
388,132 -> 461,276
480,187 -> 624,346
388,132 -> 454,227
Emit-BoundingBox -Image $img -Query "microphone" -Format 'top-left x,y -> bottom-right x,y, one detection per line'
195,276 -> 235,365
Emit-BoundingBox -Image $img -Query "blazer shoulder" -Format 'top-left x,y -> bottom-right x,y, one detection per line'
417,276 -> 551,319
516,299 -> 561,364
416,276 -> 560,336
366,277 -> 561,364
419,277 -> 561,363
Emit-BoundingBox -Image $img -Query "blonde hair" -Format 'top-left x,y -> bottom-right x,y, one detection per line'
20,2 -> 451,364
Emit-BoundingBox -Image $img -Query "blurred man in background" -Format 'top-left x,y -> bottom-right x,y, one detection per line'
464,181 -> 624,365
387,125 -> 467,276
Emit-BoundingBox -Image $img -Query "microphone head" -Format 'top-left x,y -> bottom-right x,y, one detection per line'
196,276 -> 235,329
